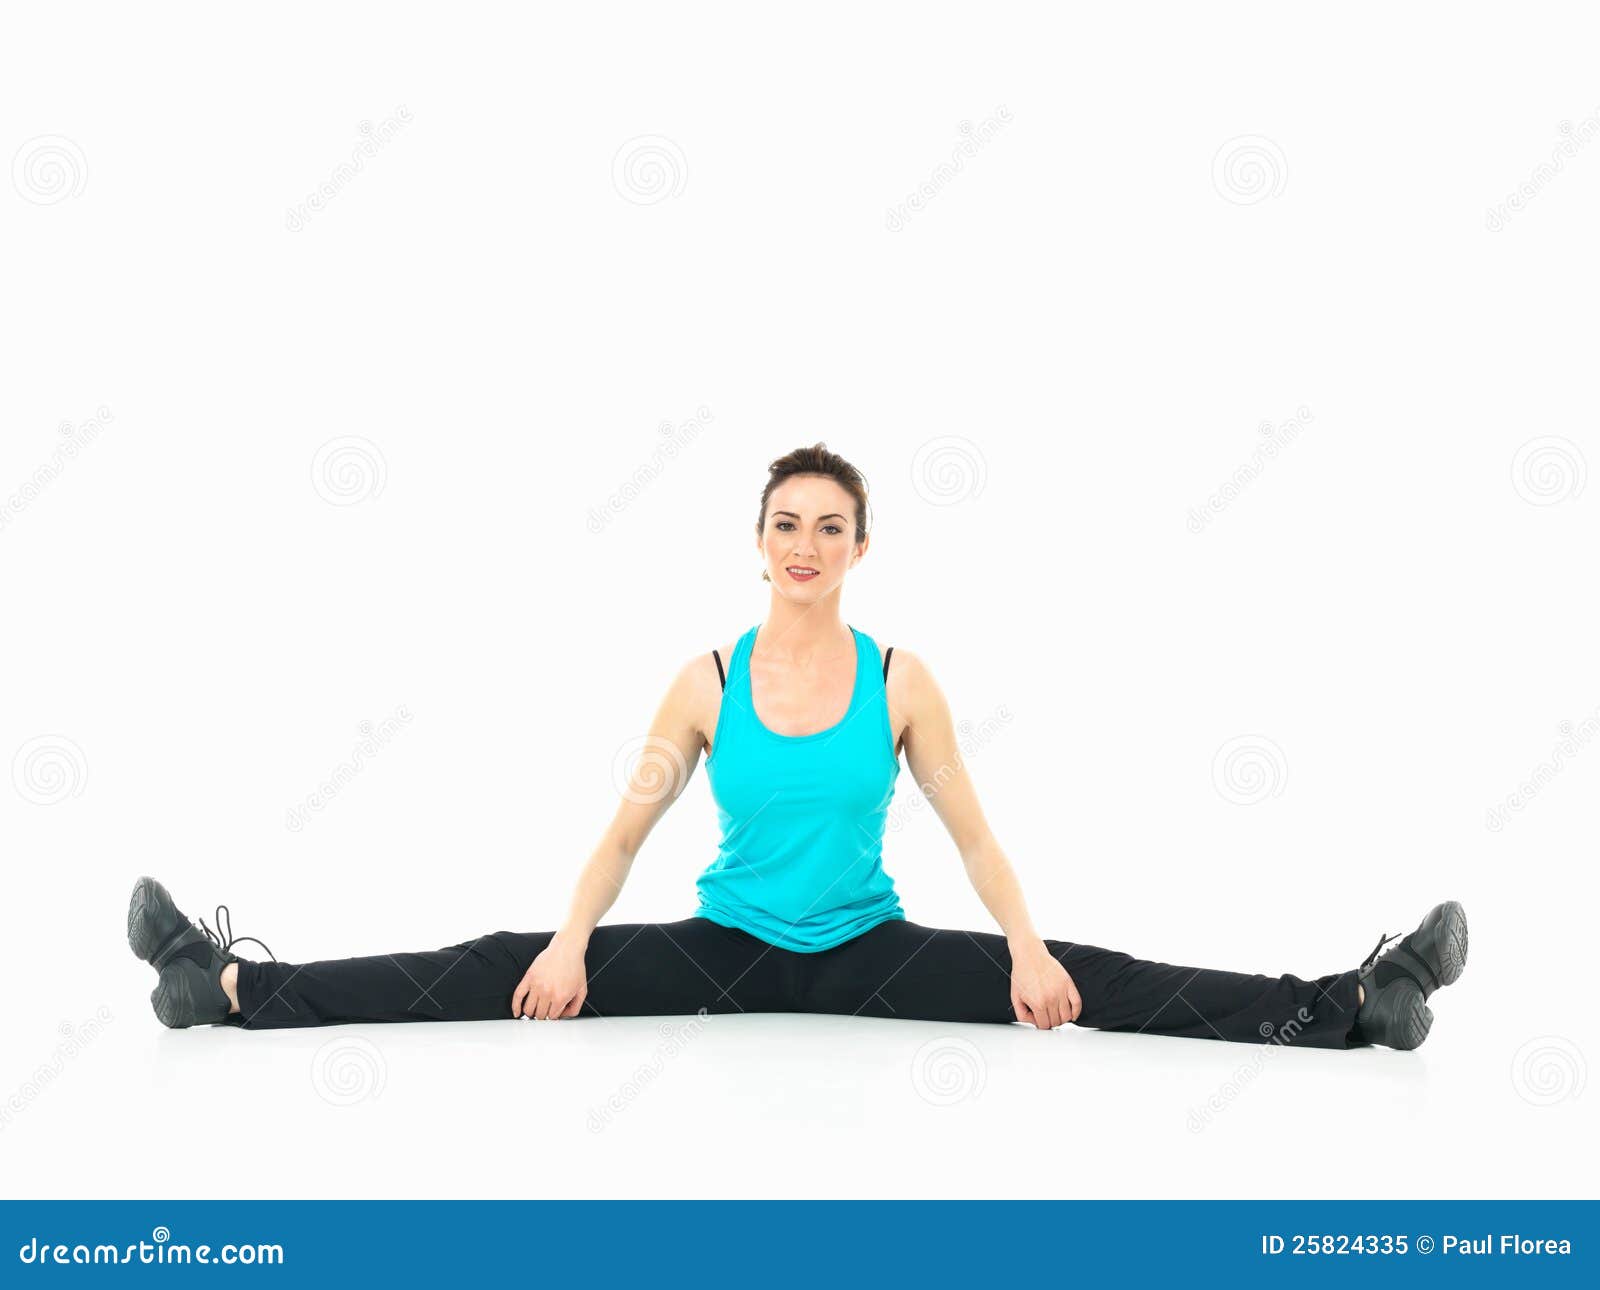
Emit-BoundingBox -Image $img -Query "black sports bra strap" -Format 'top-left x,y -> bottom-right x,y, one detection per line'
883,646 -> 893,682
712,648 -> 725,691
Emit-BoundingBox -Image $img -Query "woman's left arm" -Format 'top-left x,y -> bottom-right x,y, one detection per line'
892,648 -> 1082,1029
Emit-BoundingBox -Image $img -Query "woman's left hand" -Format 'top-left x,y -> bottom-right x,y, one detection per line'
1010,939 -> 1081,1029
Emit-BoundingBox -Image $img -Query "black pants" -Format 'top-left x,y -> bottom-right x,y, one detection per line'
232,916 -> 1365,1049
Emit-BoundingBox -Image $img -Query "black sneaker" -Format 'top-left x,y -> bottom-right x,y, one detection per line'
126,876 -> 278,1029
1353,900 -> 1469,1050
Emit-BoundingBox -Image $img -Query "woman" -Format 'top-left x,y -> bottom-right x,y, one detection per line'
127,444 -> 1467,1050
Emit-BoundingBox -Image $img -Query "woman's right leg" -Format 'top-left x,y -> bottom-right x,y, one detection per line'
232,915 -> 792,1030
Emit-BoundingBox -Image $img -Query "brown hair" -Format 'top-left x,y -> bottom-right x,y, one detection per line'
756,443 -> 871,547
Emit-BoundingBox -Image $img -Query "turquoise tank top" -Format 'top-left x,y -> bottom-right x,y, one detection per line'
694,622 -> 905,952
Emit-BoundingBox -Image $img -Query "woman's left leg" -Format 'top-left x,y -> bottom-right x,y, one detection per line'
799,918 -> 1363,1049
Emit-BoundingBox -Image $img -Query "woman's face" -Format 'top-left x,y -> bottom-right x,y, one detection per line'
759,475 -> 864,596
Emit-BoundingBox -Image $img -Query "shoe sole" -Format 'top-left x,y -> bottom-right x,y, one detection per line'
150,967 -> 193,1029
1380,978 -> 1435,1051
1436,900 -> 1469,988
127,875 -> 181,963
1408,899 -> 1469,996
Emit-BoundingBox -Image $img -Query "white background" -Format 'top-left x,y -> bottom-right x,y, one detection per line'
1,1 -> 1594,1199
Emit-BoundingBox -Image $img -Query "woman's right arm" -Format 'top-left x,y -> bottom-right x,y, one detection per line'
511,654 -> 711,1020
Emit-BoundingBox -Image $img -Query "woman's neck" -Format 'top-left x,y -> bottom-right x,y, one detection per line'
757,597 -> 852,664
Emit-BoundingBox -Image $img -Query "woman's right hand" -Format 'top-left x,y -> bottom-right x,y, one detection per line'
511,936 -> 589,1020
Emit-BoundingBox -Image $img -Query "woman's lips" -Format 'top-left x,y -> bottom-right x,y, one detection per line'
785,567 -> 819,582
